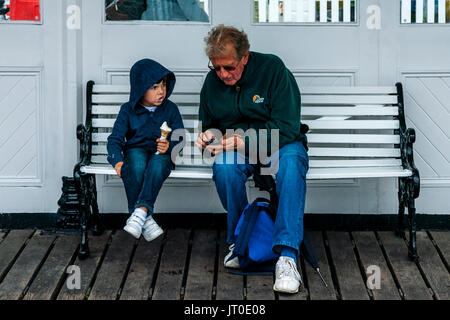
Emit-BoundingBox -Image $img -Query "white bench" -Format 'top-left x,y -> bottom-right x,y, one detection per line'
71,81 -> 420,260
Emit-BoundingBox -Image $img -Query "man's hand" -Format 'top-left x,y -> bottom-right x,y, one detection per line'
115,161 -> 124,178
156,138 -> 169,154
221,134 -> 244,152
195,130 -> 216,149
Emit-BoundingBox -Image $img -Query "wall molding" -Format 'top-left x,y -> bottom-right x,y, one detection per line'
0,68 -> 43,187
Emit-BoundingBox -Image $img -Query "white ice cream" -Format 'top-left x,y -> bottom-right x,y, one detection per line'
160,121 -> 172,133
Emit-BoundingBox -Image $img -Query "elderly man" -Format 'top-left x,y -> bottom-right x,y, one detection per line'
196,25 -> 308,294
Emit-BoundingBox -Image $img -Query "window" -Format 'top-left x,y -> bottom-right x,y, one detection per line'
253,0 -> 357,24
0,0 -> 41,22
401,0 -> 450,23
105,0 -> 210,22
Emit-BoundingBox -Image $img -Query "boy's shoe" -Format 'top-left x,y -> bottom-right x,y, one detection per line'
273,256 -> 302,294
123,209 -> 146,239
142,216 -> 164,242
224,244 -> 240,269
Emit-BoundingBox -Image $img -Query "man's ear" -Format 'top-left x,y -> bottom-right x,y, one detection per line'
242,51 -> 250,66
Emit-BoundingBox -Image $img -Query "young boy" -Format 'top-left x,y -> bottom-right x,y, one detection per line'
107,59 -> 184,241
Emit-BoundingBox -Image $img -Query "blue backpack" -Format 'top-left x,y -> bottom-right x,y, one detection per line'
231,197 -> 280,273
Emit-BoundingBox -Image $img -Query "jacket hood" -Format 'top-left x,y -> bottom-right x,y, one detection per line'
129,59 -> 176,108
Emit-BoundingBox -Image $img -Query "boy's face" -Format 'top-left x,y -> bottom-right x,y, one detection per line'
141,80 -> 167,107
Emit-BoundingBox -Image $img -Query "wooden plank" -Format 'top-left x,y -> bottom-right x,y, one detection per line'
184,229 -> 217,300
23,235 -> 79,300
120,236 -> 163,300
326,231 -> 370,300
304,231 -> 336,300
152,229 -> 190,300
429,231 -> 449,266
408,232 -> 450,300
215,231 -> 244,300
352,232 -> 401,300
0,231 -> 55,300
246,274 -> 275,300
0,230 -> 34,282
378,232 -> 433,300
88,230 -> 136,300
0,231 -> 6,244
57,231 -> 111,300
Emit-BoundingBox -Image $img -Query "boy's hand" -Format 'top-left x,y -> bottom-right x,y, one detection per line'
115,161 -> 124,178
157,138 -> 169,154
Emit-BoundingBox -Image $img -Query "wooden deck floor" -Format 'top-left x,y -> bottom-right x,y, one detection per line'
0,228 -> 448,300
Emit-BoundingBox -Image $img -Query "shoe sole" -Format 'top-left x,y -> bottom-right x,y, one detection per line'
142,228 -> 164,242
273,284 -> 299,294
123,225 -> 141,239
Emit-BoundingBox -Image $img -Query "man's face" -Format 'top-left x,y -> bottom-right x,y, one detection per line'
141,80 -> 167,107
210,43 -> 249,86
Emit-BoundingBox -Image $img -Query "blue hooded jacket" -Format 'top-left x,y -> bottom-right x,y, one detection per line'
107,59 -> 184,168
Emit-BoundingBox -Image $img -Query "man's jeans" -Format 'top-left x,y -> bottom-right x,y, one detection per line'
212,141 -> 309,255
121,148 -> 172,215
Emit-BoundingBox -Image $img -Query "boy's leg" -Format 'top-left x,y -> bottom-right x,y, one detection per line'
134,154 -> 172,214
121,148 -> 149,214
212,151 -> 254,244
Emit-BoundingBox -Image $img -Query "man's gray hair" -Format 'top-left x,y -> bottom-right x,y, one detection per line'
204,25 -> 250,60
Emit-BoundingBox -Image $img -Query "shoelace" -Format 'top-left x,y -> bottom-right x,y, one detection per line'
278,258 -> 301,281
128,213 -> 145,225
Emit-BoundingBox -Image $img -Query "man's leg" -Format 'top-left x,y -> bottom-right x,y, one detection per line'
272,141 -> 309,293
212,151 -> 254,245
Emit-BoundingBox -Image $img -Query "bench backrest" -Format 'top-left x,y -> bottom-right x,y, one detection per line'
86,82 -> 404,171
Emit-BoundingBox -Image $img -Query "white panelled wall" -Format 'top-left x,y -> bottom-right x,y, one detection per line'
0,0 -> 449,215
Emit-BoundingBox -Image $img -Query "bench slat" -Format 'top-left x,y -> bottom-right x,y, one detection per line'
302,106 -> 398,116
80,164 -> 411,179
92,118 -> 198,129
92,145 -> 400,158
303,120 -> 399,130
92,85 -> 398,95
90,156 -> 402,169
300,87 -> 398,95
302,95 -> 398,105
307,134 -> 400,144
92,133 -> 400,145
92,94 -> 200,104
308,147 -> 400,158
92,105 -> 199,116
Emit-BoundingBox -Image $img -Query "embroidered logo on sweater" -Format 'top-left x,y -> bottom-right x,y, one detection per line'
253,95 -> 265,104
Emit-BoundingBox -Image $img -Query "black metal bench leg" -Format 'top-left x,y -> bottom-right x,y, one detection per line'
90,175 -> 104,236
76,173 -> 90,259
395,178 -> 406,237
407,199 -> 419,262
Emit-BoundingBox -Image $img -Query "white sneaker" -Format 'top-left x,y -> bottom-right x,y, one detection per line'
273,256 -> 302,294
142,216 -> 164,242
224,244 -> 240,269
123,209 -> 146,239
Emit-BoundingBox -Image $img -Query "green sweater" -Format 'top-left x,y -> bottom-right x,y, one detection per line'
199,51 -> 307,157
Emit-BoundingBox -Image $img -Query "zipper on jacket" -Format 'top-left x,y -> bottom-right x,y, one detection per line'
236,85 -> 243,116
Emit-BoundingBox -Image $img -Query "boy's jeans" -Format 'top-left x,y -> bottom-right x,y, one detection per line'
212,141 -> 309,255
121,148 -> 172,215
